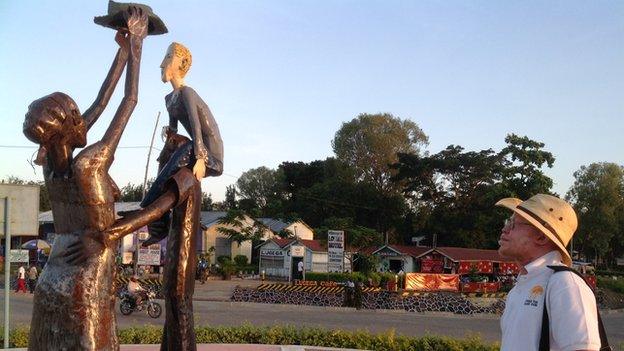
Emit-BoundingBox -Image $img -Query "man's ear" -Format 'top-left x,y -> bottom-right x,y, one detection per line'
534,233 -> 553,247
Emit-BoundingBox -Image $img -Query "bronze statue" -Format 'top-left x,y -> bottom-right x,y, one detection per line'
22,5 -> 159,350
67,41 -> 223,351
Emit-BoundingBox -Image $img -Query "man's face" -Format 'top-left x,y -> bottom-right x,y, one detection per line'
160,45 -> 181,83
498,214 -> 540,262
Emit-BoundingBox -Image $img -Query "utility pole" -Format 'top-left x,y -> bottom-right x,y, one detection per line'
142,112 -> 160,199
135,112 -> 160,275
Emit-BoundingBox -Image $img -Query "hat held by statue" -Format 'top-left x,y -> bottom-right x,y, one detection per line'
496,194 -> 578,267
94,0 -> 168,35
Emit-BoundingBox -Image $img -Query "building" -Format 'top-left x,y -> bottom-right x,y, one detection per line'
257,238 -> 351,280
200,211 -> 274,265
367,245 -> 519,275
256,218 -> 314,240
368,245 -> 431,273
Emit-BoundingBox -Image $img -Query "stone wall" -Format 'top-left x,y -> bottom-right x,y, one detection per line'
231,287 -> 506,315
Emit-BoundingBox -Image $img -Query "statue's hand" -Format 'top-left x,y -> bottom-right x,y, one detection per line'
124,6 -> 148,39
193,160 -> 206,180
115,30 -> 129,52
64,230 -> 109,265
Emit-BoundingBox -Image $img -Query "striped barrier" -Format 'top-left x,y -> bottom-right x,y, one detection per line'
256,283 -> 381,294
115,276 -> 163,292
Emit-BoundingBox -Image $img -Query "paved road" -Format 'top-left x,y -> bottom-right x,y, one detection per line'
2,290 -> 623,346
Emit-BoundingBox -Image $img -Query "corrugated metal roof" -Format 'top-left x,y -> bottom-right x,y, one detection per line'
256,218 -> 289,233
200,211 -> 228,226
38,202 -> 142,223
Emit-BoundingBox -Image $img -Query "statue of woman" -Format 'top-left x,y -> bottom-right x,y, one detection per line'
22,7 -> 149,350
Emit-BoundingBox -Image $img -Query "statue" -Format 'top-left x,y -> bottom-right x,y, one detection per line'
25,2 -> 222,349
22,3 -> 164,350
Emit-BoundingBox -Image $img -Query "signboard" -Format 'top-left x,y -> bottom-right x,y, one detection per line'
327,230 -> 344,273
421,259 -> 444,273
9,249 -> 29,263
137,244 -> 161,265
122,252 -> 133,264
0,184 -> 40,237
290,245 -> 305,258
260,249 -> 284,257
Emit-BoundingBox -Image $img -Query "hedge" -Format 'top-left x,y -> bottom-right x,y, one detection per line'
597,276 -> 624,294
0,324 -> 500,350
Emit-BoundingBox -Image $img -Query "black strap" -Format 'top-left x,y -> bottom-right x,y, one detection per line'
539,265 -> 611,351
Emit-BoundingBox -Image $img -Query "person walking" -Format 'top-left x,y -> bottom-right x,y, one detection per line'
27,265 -> 39,294
15,265 -> 27,293
496,194 -> 610,351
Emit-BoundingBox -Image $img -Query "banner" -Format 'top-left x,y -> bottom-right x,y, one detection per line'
421,259 -> 444,273
137,244 -> 161,265
327,230 -> 344,273
499,262 -> 520,275
405,273 -> 459,291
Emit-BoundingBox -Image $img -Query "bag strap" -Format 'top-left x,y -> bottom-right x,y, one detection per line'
538,265 -> 611,351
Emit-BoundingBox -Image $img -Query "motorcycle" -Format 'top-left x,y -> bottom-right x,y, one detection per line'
118,288 -> 162,318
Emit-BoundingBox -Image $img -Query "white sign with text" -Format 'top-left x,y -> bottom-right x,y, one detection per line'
327,230 -> 344,273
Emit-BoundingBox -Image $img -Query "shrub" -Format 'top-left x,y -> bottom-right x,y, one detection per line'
216,255 -> 231,265
597,276 -> 624,294
233,255 -> 248,266
0,325 -> 498,350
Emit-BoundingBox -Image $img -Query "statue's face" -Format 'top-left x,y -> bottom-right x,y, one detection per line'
160,45 -> 181,83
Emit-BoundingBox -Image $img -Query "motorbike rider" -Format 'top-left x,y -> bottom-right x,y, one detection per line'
127,275 -> 147,308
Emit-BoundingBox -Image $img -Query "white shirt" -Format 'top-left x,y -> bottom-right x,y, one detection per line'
127,280 -> 143,294
500,251 -> 600,351
298,261 -> 304,272
17,266 -> 26,279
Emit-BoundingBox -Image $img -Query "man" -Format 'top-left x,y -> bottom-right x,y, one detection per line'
27,265 -> 38,294
496,194 -> 604,351
127,276 -> 146,308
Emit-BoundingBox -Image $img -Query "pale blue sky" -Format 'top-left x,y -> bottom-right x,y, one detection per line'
1,1 -> 622,201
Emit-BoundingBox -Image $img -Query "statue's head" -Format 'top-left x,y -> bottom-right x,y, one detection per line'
160,42 -> 192,83
23,92 -> 86,172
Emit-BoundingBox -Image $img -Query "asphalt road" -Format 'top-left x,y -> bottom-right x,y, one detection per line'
2,290 -> 623,346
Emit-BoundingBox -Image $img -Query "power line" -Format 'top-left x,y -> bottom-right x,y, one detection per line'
0,145 -> 161,151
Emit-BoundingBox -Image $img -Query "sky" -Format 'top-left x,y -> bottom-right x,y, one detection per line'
1,1 -> 622,202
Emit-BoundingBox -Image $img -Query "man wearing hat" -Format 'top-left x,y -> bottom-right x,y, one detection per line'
496,194 -> 604,351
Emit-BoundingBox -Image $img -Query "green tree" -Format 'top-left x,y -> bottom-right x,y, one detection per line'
566,162 -> 624,266
236,166 -> 284,214
392,134 -> 555,249
224,185 -> 237,210
499,133 -> 555,199
332,113 -> 428,192
201,192 -> 213,211
216,209 -> 269,247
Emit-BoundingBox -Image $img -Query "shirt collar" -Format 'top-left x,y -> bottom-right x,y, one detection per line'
523,250 -> 563,276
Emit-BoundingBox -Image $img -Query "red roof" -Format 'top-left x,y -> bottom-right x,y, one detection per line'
268,238 -> 326,252
388,245 -> 430,257
429,247 -> 505,262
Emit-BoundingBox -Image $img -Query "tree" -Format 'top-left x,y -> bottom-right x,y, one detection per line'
236,166 -> 284,213
499,134 -> 555,199
224,185 -> 237,210
332,113 -> 428,192
216,209 -> 269,247
391,134 -> 556,249
566,162 -> 624,266
201,192 -> 213,211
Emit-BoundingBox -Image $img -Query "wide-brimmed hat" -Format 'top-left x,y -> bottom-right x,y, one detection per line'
94,1 -> 168,35
496,194 -> 577,267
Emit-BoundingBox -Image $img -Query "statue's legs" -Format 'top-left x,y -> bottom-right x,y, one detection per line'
161,168 -> 200,351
